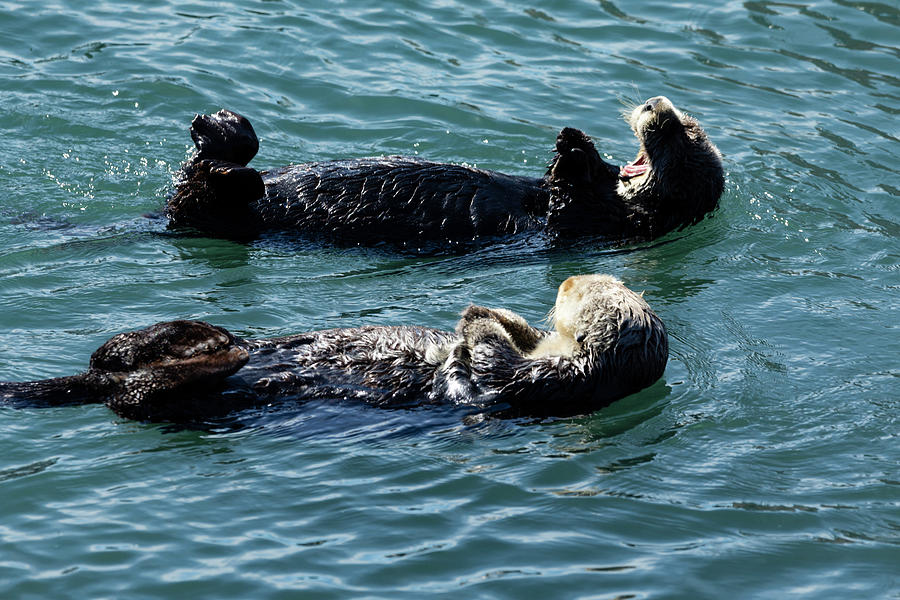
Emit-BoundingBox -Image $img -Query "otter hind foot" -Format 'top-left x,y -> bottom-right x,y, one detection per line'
167,157 -> 265,238
92,321 -> 250,421
198,159 -> 265,205
90,320 -> 245,373
0,321 -> 249,419
190,109 -> 259,166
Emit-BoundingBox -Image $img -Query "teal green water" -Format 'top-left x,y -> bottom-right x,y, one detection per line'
1,1 -> 897,597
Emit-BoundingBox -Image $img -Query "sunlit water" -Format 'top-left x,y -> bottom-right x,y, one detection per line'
0,1 -> 897,598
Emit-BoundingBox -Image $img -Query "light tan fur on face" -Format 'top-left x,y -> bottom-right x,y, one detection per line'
616,96 -> 685,196
527,274 -> 622,359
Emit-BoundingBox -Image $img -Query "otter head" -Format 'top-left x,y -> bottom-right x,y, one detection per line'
619,96 -> 724,236
551,274 -> 623,351
550,274 -> 668,387
622,96 -> 694,181
628,97 -> 684,147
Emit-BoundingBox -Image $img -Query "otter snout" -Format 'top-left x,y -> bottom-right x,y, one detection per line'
643,97 -> 664,112
629,96 -> 681,134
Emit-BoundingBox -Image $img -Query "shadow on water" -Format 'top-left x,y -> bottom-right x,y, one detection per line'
4,205 -> 693,282
245,228 -> 643,265
140,374 -> 675,462
135,375 -> 674,457
146,398 -> 523,445
575,378 -> 672,439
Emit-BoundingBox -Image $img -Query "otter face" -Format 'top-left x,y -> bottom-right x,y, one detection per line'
620,96 -> 685,180
627,96 -> 683,139
549,274 -> 668,388
550,274 -> 625,352
617,96 -> 724,237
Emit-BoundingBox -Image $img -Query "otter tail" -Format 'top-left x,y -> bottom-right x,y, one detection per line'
2,321 -> 252,422
0,375 -> 100,408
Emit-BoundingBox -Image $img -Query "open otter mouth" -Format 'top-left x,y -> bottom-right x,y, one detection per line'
620,153 -> 649,179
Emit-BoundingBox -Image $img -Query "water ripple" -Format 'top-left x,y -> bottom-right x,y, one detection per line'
1,0 -> 899,597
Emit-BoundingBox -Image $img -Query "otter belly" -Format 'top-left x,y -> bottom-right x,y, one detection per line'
166,106 -> 722,245
255,158 -> 548,244
228,325 -> 457,406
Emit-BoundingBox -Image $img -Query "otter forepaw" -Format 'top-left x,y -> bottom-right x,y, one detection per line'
456,306 -> 540,354
193,159 -> 265,205
551,128 -> 606,186
555,127 -> 596,155
459,305 -> 496,322
552,147 -> 592,184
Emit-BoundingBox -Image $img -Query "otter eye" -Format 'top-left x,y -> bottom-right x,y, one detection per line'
575,332 -> 586,343
643,103 -> 653,112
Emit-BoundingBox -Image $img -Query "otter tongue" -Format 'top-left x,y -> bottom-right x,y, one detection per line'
621,154 -> 649,178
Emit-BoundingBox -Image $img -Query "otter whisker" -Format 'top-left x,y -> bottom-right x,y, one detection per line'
543,305 -> 557,328
616,85 -> 642,110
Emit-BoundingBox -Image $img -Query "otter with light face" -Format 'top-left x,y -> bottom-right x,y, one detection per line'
166,96 -> 723,245
0,275 -> 667,423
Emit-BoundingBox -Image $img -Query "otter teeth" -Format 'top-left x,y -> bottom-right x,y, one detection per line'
621,154 -> 649,179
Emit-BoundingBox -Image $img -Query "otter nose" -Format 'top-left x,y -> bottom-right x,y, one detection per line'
643,97 -> 662,111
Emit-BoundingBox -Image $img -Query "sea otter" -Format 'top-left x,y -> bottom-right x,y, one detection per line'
0,275 -> 667,423
166,96 -> 723,245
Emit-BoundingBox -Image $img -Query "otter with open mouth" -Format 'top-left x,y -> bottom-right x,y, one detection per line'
0,275 -> 667,423
166,96 -> 723,246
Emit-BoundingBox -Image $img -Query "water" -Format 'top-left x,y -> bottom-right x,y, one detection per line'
0,0 -> 897,597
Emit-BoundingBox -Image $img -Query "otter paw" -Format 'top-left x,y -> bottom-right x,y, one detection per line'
555,127 -> 596,155
90,320 -> 244,374
190,109 -> 259,166
194,159 -> 265,204
459,305 -> 496,322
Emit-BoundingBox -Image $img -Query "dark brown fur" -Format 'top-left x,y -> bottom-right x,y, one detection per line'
1,276 -> 667,423
166,97 -> 722,246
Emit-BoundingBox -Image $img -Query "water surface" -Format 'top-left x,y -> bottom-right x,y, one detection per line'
0,1 -> 897,598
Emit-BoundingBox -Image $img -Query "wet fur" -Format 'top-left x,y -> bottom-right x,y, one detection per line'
1,276 -> 667,423
166,98 -> 722,245
616,97 -> 725,237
